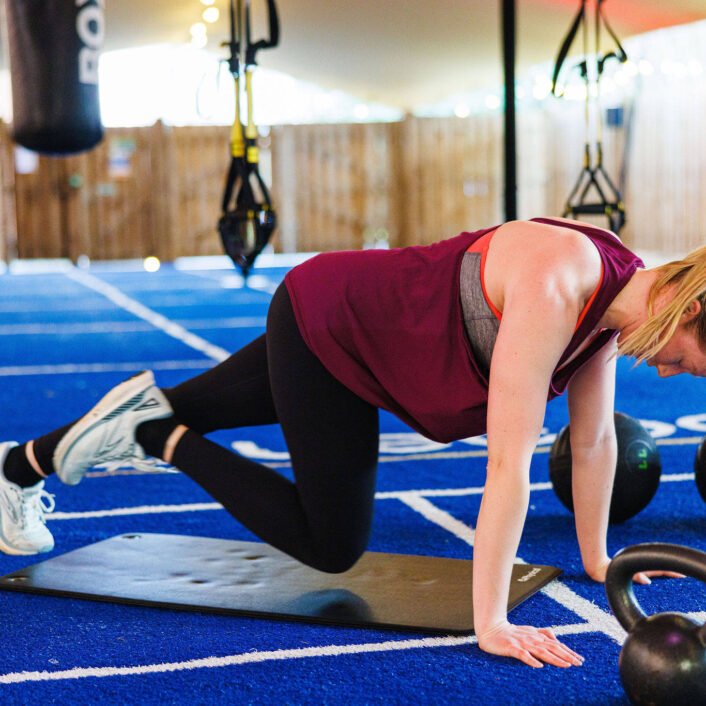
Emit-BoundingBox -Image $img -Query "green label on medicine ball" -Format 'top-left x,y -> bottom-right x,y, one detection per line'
625,439 -> 651,472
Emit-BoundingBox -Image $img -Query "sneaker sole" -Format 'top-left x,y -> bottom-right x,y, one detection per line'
54,371 -> 160,485
0,531 -> 53,555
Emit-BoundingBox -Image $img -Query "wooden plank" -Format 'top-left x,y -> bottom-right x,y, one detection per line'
0,121 -> 18,261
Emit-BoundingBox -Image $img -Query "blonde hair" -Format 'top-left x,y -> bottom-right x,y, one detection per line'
619,244 -> 706,364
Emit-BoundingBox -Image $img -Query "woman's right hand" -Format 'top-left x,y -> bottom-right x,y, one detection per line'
477,621 -> 585,668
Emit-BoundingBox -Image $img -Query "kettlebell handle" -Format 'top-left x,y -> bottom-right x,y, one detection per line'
606,543 -> 706,635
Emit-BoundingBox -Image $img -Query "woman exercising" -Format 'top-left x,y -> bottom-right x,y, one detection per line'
0,217 -> 701,668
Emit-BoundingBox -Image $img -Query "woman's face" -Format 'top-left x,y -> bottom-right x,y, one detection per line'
647,324 -> 706,378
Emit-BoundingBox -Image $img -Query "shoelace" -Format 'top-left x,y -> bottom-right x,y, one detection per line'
22,488 -> 56,529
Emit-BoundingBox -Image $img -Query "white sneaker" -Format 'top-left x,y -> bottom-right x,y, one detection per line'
0,442 -> 55,555
53,371 -> 173,486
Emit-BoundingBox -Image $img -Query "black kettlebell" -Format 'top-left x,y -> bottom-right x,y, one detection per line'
605,543 -> 706,706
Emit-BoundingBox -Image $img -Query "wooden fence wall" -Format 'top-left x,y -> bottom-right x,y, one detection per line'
0,121 -> 17,262
271,122 -> 397,251
0,122 -> 232,262
1,75 -> 706,261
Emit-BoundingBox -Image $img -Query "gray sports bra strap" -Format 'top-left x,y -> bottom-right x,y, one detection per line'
460,252 -> 499,378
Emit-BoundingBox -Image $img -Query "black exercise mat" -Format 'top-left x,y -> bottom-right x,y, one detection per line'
0,533 -> 561,634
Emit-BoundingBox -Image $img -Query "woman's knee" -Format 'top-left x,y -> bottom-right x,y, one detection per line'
309,541 -> 366,574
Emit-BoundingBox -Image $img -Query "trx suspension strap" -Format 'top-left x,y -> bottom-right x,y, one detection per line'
219,0 -> 280,277
551,0 -> 628,233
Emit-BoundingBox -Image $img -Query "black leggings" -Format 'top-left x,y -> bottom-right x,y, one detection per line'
150,284 -> 380,573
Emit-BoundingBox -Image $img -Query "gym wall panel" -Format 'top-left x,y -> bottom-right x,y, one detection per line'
623,75 -> 706,255
0,121 -> 18,262
8,126 -> 158,260
3,123 -> 239,262
516,97 -> 630,245
271,122 -> 398,252
3,85 -> 706,262
622,22 -> 706,256
394,114 -> 503,247
168,125 -> 230,259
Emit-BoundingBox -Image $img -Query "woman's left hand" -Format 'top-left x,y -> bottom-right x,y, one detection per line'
586,558 -> 685,584
631,570 -> 686,585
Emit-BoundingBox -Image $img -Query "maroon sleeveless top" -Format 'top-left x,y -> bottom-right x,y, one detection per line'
284,218 -> 644,443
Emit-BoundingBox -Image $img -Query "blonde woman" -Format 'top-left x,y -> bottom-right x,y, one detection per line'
0,217 -> 700,668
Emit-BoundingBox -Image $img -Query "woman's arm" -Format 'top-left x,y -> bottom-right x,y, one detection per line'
566,340 -> 618,579
474,230 -> 592,667
567,344 -> 685,584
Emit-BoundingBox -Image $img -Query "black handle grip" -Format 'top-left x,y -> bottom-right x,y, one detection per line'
605,543 -> 706,633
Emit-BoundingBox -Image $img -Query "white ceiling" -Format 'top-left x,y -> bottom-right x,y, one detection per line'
6,0 -> 706,110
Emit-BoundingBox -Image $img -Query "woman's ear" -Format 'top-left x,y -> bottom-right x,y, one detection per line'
683,299 -> 702,321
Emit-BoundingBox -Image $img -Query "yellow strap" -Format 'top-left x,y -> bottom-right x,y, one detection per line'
230,76 -> 245,158
245,70 -> 257,140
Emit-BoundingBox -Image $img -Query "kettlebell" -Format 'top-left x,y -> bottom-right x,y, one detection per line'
605,543 -> 706,706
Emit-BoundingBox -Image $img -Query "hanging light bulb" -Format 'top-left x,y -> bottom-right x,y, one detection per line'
202,7 -> 220,23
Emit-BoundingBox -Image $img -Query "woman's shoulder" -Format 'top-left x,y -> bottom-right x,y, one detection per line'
484,220 -> 603,309
493,219 -> 602,267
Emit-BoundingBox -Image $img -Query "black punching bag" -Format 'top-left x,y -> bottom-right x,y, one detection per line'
5,0 -> 105,154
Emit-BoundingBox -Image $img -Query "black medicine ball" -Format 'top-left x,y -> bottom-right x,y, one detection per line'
549,412 -> 661,524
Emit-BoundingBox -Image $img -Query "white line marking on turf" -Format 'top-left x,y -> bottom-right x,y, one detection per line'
0,360 -> 213,377
0,318 -> 267,335
396,495 -> 624,643
182,269 -> 280,295
0,300 -> 117,314
656,436 -> 705,446
540,582 -> 625,643
65,269 -> 230,362
254,437 -> 706,467
46,503 -> 222,521
47,471 -> 698,520
0,623 -> 603,684
376,483 -> 551,499
661,472 -> 696,482
396,493 -> 476,544
378,472 -> 694,498
44,484 -> 550,522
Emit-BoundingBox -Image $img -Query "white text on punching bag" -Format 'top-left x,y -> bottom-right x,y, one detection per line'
76,0 -> 105,85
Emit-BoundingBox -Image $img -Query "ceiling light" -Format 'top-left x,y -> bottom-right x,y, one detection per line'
190,33 -> 208,49
532,75 -> 552,101
143,256 -> 161,273
190,22 -> 207,37
200,0 -> 216,5
565,84 -> 587,101
623,60 -> 639,77
638,60 -> 654,76
600,77 -> 615,93
202,7 -> 219,23
689,60 -> 703,77
353,104 -> 370,120
454,104 -> 470,118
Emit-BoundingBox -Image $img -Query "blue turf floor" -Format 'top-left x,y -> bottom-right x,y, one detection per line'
0,261 -> 705,705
